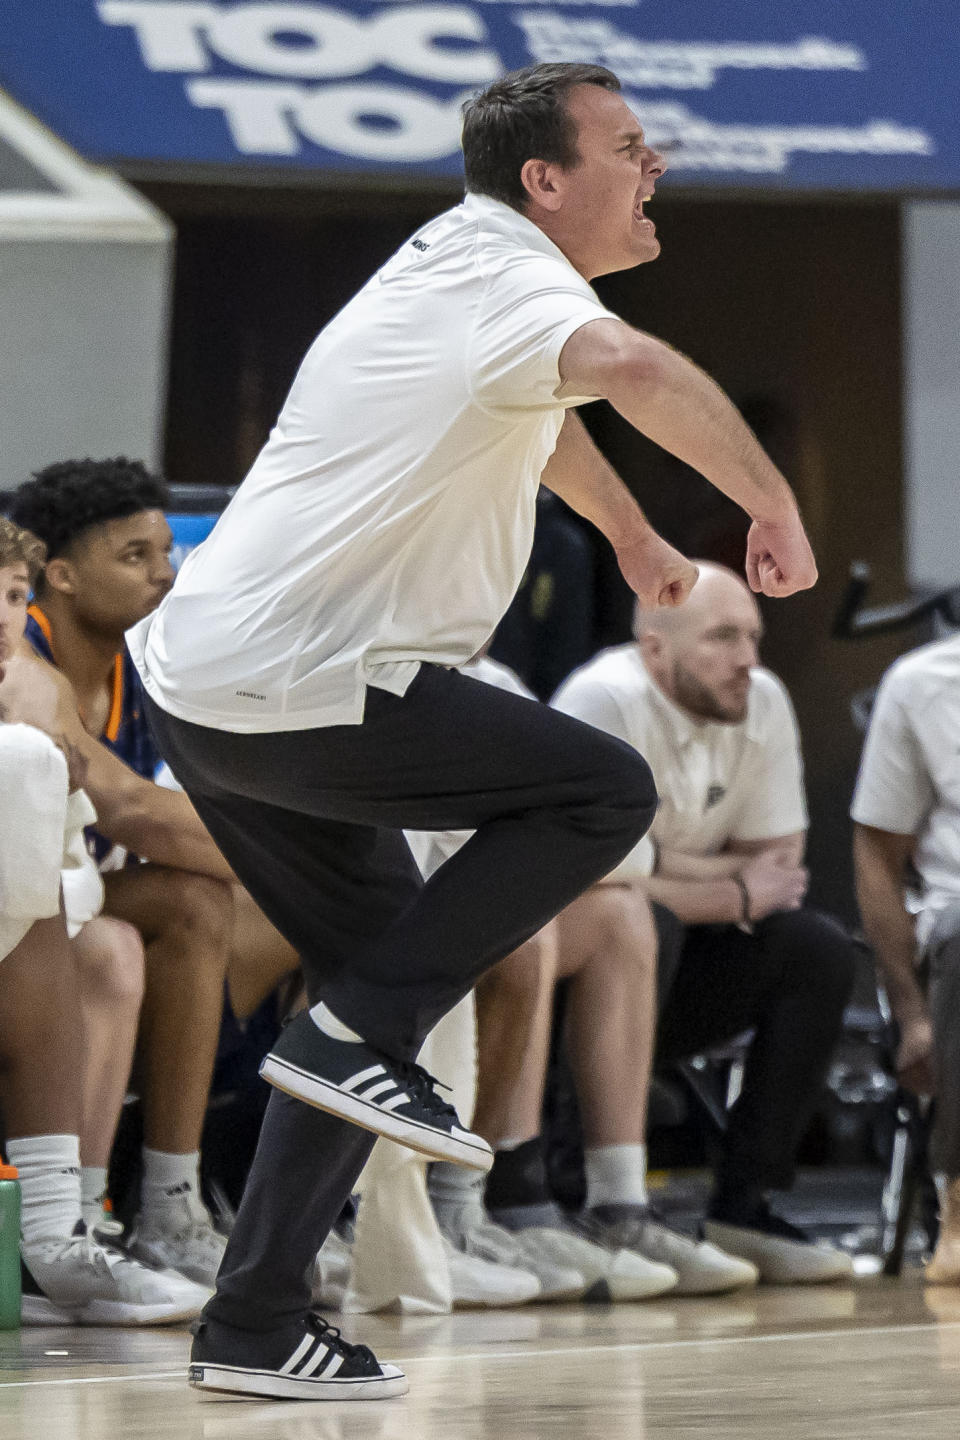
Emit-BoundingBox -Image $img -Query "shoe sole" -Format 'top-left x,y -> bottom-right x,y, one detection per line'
21,1296 -> 76,1326
22,1295 -> 203,1327
449,1273 -> 542,1307
260,1054 -> 493,1171
603,1267 -> 678,1302
566,1267 -> 678,1304
451,1291 -> 539,1309
532,1277 -> 588,1303
188,1362 -> 409,1400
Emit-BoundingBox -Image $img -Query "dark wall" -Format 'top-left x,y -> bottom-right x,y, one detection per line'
140,180 -> 914,920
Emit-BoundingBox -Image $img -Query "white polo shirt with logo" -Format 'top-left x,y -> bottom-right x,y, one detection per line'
850,634 -> 960,947
551,644 -> 808,881
127,193 -> 615,732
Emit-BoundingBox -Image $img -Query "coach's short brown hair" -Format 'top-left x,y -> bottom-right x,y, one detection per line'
462,62 -> 621,211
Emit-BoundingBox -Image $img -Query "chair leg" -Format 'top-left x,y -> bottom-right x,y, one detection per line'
882,1124 -> 916,1277
881,1096 -> 932,1277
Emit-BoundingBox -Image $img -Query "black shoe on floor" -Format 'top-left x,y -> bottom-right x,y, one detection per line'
260,1010 -> 493,1170
188,1313 -> 408,1400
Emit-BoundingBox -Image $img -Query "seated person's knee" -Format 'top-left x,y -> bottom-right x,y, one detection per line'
75,916 -> 145,1008
162,871 -> 234,951
758,907 -> 856,1000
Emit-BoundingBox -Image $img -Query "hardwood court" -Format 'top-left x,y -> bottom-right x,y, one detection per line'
3,1275 -> 960,1439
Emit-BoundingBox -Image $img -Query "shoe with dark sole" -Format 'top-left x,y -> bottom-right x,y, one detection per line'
188,1313 -> 408,1401
260,1010 -> 492,1171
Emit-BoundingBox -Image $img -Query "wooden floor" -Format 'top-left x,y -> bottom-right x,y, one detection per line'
4,1274 -> 960,1439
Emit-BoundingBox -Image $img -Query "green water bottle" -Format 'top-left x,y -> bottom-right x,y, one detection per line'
0,1164 -> 21,1329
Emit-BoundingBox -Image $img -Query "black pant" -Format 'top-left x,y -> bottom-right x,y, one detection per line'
654,906 -> 856,1197
145,664 -> 656,1332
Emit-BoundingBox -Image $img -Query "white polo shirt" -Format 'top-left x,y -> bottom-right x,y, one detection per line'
552,644 -> 808,881
851,634 -> 960,946
127,194 -> 614,732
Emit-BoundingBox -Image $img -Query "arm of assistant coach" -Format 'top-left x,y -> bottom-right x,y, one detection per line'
852,662 -> 935,1095
552,318 -> 817,599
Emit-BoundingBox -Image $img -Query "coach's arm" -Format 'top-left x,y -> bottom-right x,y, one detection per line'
556,318 -> 817,599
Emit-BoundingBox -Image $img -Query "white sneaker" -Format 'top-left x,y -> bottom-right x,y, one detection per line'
582,1205 -> 758,1295
129,1193 -> 227,1287
80,1197 -> 125,1240
514,1221 -> 679,1301
443,1236 -> 542,1307
311,1229 -> 354,1311
704,1211 -> 854,1285
436,1196 -> 584,1301
21,1225 -> 210,1326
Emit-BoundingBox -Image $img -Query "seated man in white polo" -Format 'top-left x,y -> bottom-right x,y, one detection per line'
852,627 -> 960,1283
552,562 -> 855,1283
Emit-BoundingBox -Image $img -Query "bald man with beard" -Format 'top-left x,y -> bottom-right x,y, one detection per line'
550,564 -> 857,1284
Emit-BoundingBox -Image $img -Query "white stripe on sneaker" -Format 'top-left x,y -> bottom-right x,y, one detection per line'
322,1353 -> 345,1380
379,1092 -> 414,1112
258,1054 -> 494,1171
297,1344 -> 335,1379
278,1334 -> 314,1375
341,1064 -> 387,1092
356,1078 -> 401,1102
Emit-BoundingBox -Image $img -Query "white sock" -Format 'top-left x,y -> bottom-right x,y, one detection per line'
80,1166 -> 110,1227
584,1143 -> 648,1209
140,1147 -> 204,1218
6,1134 -> 83,1248
429,1161 -> 483,1206
310,1001 -> 363,1043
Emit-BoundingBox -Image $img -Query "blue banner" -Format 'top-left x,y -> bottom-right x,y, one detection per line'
1,2 -> 957,189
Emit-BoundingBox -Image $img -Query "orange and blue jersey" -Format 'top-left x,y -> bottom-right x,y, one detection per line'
26,605 -> 161,863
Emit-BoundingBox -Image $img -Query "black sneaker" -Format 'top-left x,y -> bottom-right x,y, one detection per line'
260,1010 -> 493,1170
188,1313 -> 408,1400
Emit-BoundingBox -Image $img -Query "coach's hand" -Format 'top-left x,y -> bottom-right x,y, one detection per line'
745,511 -> 818,598
616,531 -> 699,609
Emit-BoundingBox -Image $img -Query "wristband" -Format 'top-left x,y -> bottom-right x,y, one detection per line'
735,875 -> 752,925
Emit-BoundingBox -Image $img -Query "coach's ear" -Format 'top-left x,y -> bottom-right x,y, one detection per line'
520,157 -> 565,213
